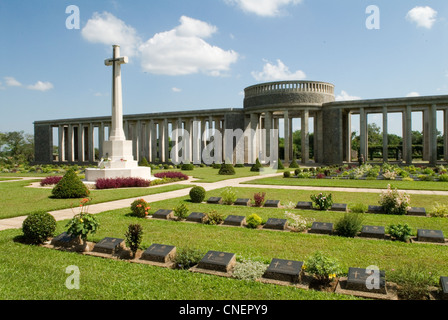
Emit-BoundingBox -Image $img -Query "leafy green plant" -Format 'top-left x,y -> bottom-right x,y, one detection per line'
173,202 -> 189,220
304,251 -> 342,285
387,223 -> 412,242
125,224 -> 143,258
221,187 -> 237,205
246,214 -> 263,229
253,192 -> 266,207
310,193 -> 333,210
390,265 -> 438,300
181,163 -> 195,171
218,163 -> 236,175
379,184 -> 411,215
334,212 -> 364,238
51,168 -> 90,199
65,198 -> 99,243
189,186 -> 206,203
250,158 -> 262,172
284,211 -> 314,232
348,203 -> 368,213
22,211 -> 56,244
233,259 -> 268,281
130,198 -> 150,218
438,174 -> 448,182
289,158 -> 299,168
205,210 -> 224,225
174,247 -> 205,269
283,171 -> 291,178
429,203 -> 448,218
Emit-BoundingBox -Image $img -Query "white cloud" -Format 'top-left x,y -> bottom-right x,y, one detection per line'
4,76 -> 22,87
172,87 -> 182,93
139,16 -> 238,76
81,12 -> 141,57
406,92 -> 420,97
251,59 -> 306,82
335,91 -> 361,101
225,0 -> 302,17
406,6 -> 437,29
27,81 -> 54,92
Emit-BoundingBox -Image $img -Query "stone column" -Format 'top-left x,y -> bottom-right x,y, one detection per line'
404,106 -> 413,165
429,104 -> 438,166
163,119 -> 170,162
265,111 -> 273,161
149,120 -> 157,162
444,108 -> 448,162
315,111 -> 324,164
98,122 -> 104,159
301,109 -> 309,164
214,117 -> 223,163
283,111 -> 290,163
88,123 -> 95,162
423,108 -> 430,161
77,124 -> 83,162
359,108 -> 367,161
58,125 -> 65,162
192,117 -> 201,164
250,113 -> 259,164
382,106 -> 388,163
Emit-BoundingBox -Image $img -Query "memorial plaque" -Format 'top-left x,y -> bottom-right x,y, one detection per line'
440,276 -> 448,300
186,212 -> 207,223
140,244 -> 176,263
92,237 -> 124,254
152,209 -> 174,220
368,205 -> 384,214
296,201 -> 313,210
50,232 -> 77,247
207,197 -> 222,204
197,250 -> 236,272
346,267 -> 386,294
309,222 -> 333,235
234,198 -> 250,206
331,203 -> 347,212
264,200 -> 281,208
407,207 -> 427,216
417,229 -> 445,243
263,218 -> 288,230
262,258 -> 303,283
359,225 -> 385,239
223,215 -> 246,227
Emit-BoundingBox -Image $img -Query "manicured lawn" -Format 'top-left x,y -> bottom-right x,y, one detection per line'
245,176 -> 448,191
0,180 -> 192,220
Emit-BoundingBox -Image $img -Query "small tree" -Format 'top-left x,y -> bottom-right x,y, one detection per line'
125,224 -> 143,258
51,168 -> 90,199
250,158 -> 262,172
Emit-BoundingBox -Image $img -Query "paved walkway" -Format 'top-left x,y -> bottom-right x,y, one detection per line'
1,172 -> 448,231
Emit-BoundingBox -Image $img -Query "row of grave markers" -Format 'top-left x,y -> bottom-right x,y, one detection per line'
151,202 -> 446,244
49,233 -> 448,300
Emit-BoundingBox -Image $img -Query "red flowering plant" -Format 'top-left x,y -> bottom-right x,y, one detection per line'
130,198 -> 151,218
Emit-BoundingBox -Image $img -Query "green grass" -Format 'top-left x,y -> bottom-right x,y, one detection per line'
0,178 -> 17,181
153,166 -> 267,183
0,180 -> 192,220
245,176 -> 448,191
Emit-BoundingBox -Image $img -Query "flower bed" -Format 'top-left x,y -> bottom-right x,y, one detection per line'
95,177 -> 151,189
40,176 -> 63,186
153,171 -> 189,181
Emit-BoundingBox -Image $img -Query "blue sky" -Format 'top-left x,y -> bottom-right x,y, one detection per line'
1,0 -> 448,136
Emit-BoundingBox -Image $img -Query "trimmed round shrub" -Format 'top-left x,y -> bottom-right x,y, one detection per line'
130,199 -> 151,218
181,163 -> 195,171
22,211 -> 56,244
51,168 -> 90,199
246,214 -> 263,229
283,171 -> 291,178
289,158 -> 299,168
218,163 -> 236,175
250,158 -> 262,172
212,163 -> 221,169
189,186 -> 206,203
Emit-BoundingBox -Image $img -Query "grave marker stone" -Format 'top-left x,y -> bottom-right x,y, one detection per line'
417,229 -> 445,243
440,276 -> 448,300
263,218 -> 288,230
359,225 -> 385,239
207,197 -> 222,204
92,237 -> 124,255
407,207 -> 426,216
197,250 -> 236,273
234,198 -> 250,206
331,203 -> 347,212
140,244 -> 176,263
368,205 -> 383,214
152,209 -> 174,220
223,215 -> 246,227
309,222 -> 333,235
264,200 -> 280,208
50,232 -> 77,247
346,267 -> 386,294
186,212 -> 207,223
296,201 -> 313,210
262,258 -> 303,283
